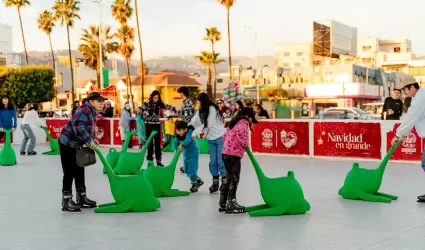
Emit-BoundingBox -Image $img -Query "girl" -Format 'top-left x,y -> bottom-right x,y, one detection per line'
119,102 -> 135,147
190,93 -> 226,193
141,90 -> 176,166
219,108 -> 253,214
20,103 -> 43,155
233,100 -> 244,116
0,96 -> 17,141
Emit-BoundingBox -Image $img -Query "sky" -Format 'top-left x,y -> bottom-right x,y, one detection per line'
1,0 -> 425,58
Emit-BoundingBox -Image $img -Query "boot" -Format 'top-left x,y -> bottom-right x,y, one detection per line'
209,176 -> 219,193
180,167 -> 185,173
218,192 -> 227,212
417,194 -> 425,202
219,176 -> 227,192
156,161 -> 164,167
225,199 -> 245,214
62,191 -> 81,212
76,189 -> 97,208
190,178 -> 204,193
139,143 -> 143,149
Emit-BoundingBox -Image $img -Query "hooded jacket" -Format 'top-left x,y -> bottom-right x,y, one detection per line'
222,118 -> 250,158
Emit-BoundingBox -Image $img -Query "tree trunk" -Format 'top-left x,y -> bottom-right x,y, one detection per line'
96,60 -> 101,89
48,34 -> 58,108
226,7 -> 232,80
125,58 -> 135,112
17,7 -> 28,66
207,64 -> 213,99
66,25 -> 75,102
134,0 -> 146,102
211,42 -> 217,100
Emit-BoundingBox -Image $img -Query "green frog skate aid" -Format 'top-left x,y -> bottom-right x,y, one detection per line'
113,130 -> 157,175
103,130 -> 137,173
94,146 -> 161,213
0,129 -> 16,166
244,148 -> 310,217
338,140 -> 402,203
40,126 -> 60,155
144,147 -> 190,197
196,136 -> 209,154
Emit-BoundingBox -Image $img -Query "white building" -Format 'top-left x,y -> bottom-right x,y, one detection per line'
0,22 -> 24,67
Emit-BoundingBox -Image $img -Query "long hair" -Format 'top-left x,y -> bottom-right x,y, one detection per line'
229,109 -> 253,131
0,97 -> 14,110
148,90 -> 164,114
197,92 -> 222,128
235,100 -> 244,111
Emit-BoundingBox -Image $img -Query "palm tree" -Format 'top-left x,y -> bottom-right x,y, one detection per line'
203,27 -> 221,100
116,24 -> 136,112
53,0 -> 80,103
137,62 -> 149,76
3,0 -> 30,66
195,51 -> 213,99
134,0 -> 146,102
111,0 -> 135,111
217,0 -> 235,80
211,52 -> 225,97
78,25 -> 118,88
37,10 -> 57,106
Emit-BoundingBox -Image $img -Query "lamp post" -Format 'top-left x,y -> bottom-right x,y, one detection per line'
93,0 -> 103,89
244,25 -> 259,103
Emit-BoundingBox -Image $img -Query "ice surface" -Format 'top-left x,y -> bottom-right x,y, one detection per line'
0,145 -> 425,250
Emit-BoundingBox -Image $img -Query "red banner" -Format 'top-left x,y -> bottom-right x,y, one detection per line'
314,122 -> 381,159
95,119 -> 111,145
251,122 -> 309,155
386,124 -> 423,161
46,119 -> 68,142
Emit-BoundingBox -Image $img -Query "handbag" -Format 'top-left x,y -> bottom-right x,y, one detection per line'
76,146 -> 96,167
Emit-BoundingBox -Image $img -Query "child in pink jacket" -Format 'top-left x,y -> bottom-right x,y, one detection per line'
219,108 -> 254,214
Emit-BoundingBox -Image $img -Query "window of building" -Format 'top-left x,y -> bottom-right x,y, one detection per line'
294,63 -> 301,67
362,58 -> 372,63
393,47 -> 401,52
362,46 -> 371,52
283,52 -> 290,57
409,67 -> 425,76
283,63 -> 290,67
59,73 -> 63,87
296,52 -> 303,56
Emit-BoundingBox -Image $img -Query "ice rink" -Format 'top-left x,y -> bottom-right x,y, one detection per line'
0,145 -> 425,250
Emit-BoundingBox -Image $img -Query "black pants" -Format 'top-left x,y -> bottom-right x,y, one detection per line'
221,154 -> 241,201
59,142 -> 86,193
146,123 -> 161,162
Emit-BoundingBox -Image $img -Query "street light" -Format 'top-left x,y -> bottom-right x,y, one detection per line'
93,0 -> 103,89
244,25 -> 259,103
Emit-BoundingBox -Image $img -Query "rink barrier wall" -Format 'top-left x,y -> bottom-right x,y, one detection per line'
6,118 -> 422,164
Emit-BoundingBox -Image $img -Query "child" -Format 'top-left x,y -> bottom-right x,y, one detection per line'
177,86 -> 195,174
162,116 -> 176,150
136,107 -> 146,148
174,121 -> 204,193
219,108 -> 253,214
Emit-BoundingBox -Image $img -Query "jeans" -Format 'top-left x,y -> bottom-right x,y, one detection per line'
59,142 -> 86,193
184,155 -> 200,182
208,137 -> 226,177
146,123 -> 161,161
20,124 -> 36,153
221,154 -> 241,201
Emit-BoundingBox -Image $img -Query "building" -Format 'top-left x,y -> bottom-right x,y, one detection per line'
0,22 -> 24,67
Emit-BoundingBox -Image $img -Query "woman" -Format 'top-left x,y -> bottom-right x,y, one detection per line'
141,90 -> 176,166
20,103 -> 43,155
58,92 -> 107,212
0,96 -> 17,141
217,99 -> 232,119
119,102 -> 135,147
190,93 -> 226,193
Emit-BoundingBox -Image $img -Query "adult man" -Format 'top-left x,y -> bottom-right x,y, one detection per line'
391,76 -> 425,202
381,89 -> 403,120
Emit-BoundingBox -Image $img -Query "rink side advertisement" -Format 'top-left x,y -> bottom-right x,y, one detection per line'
386,123 -> 423,161
46,119 -> 111,144
251,122 -> 309,155
313,122 -> 381,159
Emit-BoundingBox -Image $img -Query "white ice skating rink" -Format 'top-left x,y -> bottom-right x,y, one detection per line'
0,145 -> 424,250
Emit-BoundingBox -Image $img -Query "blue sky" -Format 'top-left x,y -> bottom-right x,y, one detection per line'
1,0 -> 424,58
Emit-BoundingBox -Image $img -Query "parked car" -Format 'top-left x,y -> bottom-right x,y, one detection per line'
315,107 -> 380,120
362,102 -> 384,115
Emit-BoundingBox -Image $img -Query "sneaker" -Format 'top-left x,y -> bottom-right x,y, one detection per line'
27,151 -> 37,155
20,152 -> 25,156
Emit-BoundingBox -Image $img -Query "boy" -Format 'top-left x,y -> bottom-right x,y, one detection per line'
177,86 -> 195,173
174,120 -> 204,193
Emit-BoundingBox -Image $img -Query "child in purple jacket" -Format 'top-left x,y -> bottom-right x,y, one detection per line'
219,108 -> 255,214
